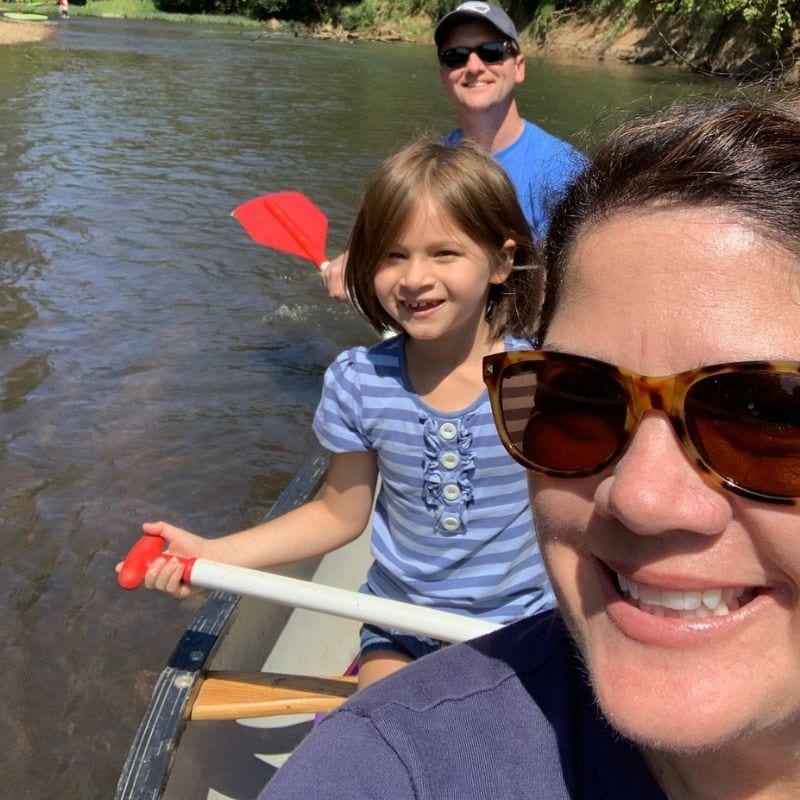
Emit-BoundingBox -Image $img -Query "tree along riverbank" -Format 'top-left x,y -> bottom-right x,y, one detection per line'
524,5 -> 800,85
308,3 -> 800,86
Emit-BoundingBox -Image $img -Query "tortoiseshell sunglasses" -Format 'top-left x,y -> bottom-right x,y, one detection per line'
483,350 -> 800,504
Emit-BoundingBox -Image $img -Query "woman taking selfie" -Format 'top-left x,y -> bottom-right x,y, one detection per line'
260,95 -> 800,800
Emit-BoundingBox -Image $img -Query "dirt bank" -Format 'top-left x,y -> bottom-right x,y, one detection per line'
524,8 -> 798,85
0,16 -> 56,44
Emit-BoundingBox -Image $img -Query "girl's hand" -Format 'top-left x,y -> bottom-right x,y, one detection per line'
116,520 -> 208,599
141,520 -> 208,558
144,554 -> 193,598
142,520 -> 208,598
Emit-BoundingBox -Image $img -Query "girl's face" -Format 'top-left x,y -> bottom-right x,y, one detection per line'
373,202 -> 513,345
532,206 -> 800,759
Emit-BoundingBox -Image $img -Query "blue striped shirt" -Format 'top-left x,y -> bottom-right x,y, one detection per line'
313,335 -> 555,623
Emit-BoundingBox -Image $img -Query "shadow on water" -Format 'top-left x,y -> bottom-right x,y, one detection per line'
0,17 -> 731,798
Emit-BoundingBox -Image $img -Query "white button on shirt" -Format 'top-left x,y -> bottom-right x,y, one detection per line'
439,422 -> 457,441
439,452 -> 460,470
441,516 -> 460,532
443,483 -> 461,502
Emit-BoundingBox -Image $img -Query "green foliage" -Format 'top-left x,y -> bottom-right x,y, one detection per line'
155,0 -> 214,12
530,1 -> 556,40
338,0 -> 376,28
80,0 -> 800,56
334,0 -> 451,30
421,0 -> 469,21
153,0 -> 324,18
591,0 -> 637,14
655,0 -> 799,43
246,0 -> 324,20
584,0 -> 798,46
589,0 -> 640,39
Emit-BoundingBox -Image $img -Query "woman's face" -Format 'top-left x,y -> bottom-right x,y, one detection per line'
533,206 -> 800,755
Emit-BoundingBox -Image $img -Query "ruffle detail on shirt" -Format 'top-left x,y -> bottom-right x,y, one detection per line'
421,411 -> 476,535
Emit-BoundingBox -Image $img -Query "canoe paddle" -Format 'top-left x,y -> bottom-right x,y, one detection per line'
231,191 -> 331,271
118,534 -> 500,644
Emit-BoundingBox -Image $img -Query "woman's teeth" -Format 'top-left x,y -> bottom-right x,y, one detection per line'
616,574 -> 754,618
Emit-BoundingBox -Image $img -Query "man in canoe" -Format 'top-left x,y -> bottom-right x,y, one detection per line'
320,1 -> 583,301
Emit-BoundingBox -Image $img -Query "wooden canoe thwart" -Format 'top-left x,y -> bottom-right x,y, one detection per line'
190,671 -> 358,720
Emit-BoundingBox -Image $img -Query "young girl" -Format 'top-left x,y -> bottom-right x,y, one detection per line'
137,138 -> 555,688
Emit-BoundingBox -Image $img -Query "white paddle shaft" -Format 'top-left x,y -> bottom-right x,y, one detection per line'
190,559 -> 501,643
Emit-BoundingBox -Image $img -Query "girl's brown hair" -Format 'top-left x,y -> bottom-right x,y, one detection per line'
344,138 -> 541,340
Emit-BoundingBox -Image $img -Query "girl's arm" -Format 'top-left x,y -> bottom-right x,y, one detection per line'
140,450 -> 378,598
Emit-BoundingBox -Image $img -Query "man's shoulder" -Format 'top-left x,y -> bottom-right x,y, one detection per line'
518,118 -> 582,157
443,127 -> 463,145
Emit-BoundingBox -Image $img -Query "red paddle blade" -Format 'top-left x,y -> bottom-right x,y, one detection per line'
232,191 -> 328,269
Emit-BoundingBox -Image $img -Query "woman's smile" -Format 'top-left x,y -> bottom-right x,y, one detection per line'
615,573 -> 757,619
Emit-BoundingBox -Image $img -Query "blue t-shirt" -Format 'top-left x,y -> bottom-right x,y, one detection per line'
259,610 -> 667,800
445,120 -> 585,240
313,334 -> 555,623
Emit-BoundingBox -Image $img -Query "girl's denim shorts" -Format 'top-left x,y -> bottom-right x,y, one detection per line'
357,584 -> 448,660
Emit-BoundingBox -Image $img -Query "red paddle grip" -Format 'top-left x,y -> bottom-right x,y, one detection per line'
117,534 -> 195,589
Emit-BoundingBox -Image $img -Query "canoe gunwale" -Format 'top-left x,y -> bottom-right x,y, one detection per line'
114,447 -> 330,800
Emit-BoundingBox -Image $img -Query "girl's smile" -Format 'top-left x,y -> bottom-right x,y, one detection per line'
399,298 -> 444,315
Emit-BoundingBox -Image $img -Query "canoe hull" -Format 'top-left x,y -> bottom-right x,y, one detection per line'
115,449 -> 335,800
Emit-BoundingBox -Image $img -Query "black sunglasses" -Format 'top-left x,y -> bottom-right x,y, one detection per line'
438,41 -> 516,70
483,350 -> 800,504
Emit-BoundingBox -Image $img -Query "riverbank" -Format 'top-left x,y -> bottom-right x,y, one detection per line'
309,6 -> 799,85
0,15 -> 56,43
527,8 -> 799,84
0,0 -> 796,85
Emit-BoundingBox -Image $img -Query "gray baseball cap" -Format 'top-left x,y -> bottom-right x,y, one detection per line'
434,2 -> 519,48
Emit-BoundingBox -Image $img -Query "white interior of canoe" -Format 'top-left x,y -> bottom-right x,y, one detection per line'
159,529 -> 372,800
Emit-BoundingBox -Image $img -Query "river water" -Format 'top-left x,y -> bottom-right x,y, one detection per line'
0,18 -> 728,798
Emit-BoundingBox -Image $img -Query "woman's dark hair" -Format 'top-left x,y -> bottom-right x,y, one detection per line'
539,97 -> 800,338
345,138 -> 541,340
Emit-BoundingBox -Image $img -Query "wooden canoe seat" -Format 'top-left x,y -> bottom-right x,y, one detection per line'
189,671 -> 358,721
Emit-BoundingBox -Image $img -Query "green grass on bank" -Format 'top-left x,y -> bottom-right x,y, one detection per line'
71,0 -> 171,18
0,0 -> 429,34
0,0 -> 262,24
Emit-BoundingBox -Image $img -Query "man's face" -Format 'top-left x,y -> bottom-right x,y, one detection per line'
438,20 -> 524,116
